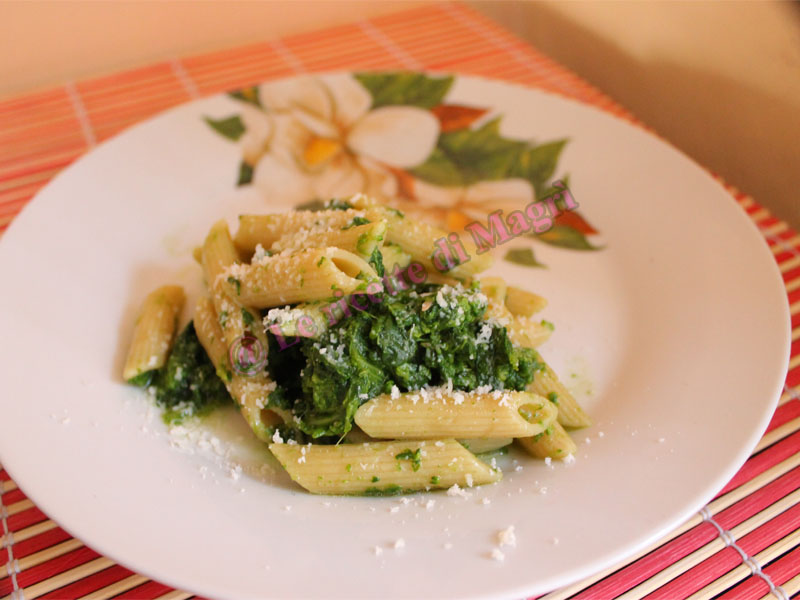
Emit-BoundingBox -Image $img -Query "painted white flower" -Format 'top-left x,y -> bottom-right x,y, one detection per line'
247,76 -> 440,205
409,177 -> 535,229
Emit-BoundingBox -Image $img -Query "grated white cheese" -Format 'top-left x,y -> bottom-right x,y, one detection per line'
446,484 -> 471,499
497,526 -> 516,547
227,464 -> 242,481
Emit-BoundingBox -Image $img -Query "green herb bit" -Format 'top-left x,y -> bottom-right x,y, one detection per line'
227,276 -> 241,296
363,484 -> 404,497
342,216 -> 370,230
547,391 -> 559,405
395,448 -> 422,472
127,370 -> 155,387
372,476 -> 380,483
241,308 -> 254,327
430,475 -> 440,485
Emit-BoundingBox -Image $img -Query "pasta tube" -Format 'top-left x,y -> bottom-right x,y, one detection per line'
516,422 -> 577,460
123,285 -> 185,382
194,296 -> 283,441
528,363 -> 592,428
374,206 -> 492,279
223,247 -> 378,307
193,295 -> 233,383
269,439 -> 501,495
505,285 -> 547,316
354,389 -> 557,439
271,220 -> 387,259
379,241 -> 412,272
200,222 -> 283,440
234,208 -> 380,255
201,220 -> 268,349
509,316 -> 552,348
458,438 -> 512,454
479,276 -> 507,304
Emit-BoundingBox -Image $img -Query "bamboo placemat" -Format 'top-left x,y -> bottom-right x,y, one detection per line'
1,3 -> 798,599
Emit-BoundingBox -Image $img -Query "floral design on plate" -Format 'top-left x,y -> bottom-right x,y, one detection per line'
204,72 -> 602,266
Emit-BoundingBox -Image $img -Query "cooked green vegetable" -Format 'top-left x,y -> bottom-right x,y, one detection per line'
395,448 -> 423,471
266,282 -> 543,439
342,216 -> 371,230
144,322 -> 233,424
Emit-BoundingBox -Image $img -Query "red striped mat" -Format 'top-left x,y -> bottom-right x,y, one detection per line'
1,3 -> 798,599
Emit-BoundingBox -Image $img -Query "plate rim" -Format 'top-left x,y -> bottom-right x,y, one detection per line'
0,70 -> 791,599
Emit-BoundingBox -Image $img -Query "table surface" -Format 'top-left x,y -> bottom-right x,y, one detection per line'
0,4 -> 798,599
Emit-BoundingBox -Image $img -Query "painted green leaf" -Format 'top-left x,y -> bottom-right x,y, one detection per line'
509,139 -> 568,196
534,225 -> 600,250
408,148 -> 463,186
229,87 -> 261,107
426,117 -> 527,186
354,72 -> 454,109
237,161 -> 254,186
536,174 -> 571,202
504,247 -> 546,267
204,115 -> 245,141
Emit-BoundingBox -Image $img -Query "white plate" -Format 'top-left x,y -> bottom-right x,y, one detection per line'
0,74 -> 790,600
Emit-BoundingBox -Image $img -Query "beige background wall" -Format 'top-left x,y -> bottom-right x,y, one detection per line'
1,0 -> 797,228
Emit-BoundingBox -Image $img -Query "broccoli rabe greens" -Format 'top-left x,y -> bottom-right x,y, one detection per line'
266,283 -> 543,440
130,322 -> 233,424
137,282 -> 542,440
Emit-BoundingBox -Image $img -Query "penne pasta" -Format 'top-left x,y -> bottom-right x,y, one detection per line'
354,388 -> 557,439
509,316 -> 552,348
458,438 -> 512,454
479,276 -> 507,304
201,220 -> 267,349
263,302 -> 329,339
505,285 -> 547,316
269,439 -> 501,495
125,194 -> 591,494
379,241 -> 412,272
123,285 -> 185,382
516,421 -> 577,460
223,247 -> 378,307
528,362 -> 592,428
375,206 -> 493,279
234,208 -> 381,255
199,223 -> 284,440
271,220 -> 387,259
193,296 -> 233,383
194,296 -> 284,441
